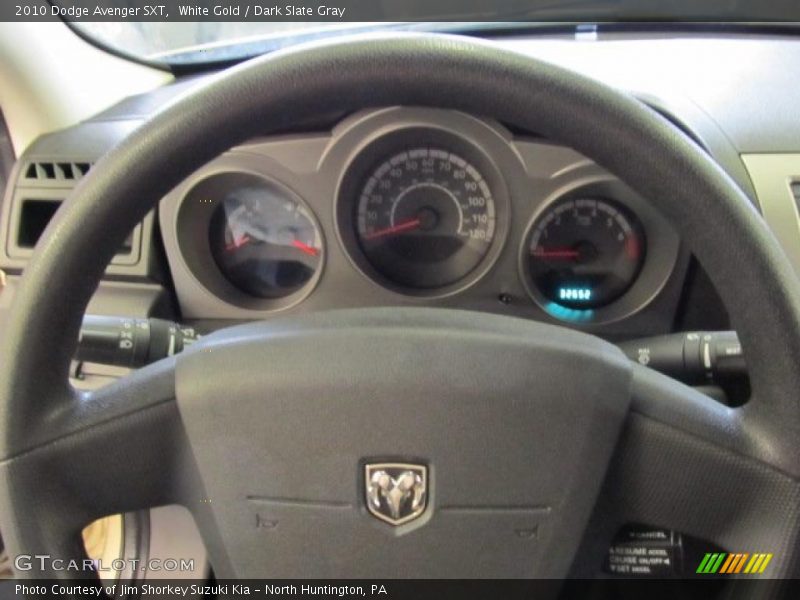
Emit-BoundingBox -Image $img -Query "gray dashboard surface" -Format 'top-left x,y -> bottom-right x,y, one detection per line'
498,35 -> 800,154
78,34 -> 800,155
25,33 -> 798,222
15,34 -> 799,199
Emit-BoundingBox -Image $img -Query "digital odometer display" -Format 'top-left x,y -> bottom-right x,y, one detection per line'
355,147 -> 496,290
525,197 -> 646,309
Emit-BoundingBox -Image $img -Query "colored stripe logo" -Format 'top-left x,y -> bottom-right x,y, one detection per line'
697,552 -> 773,574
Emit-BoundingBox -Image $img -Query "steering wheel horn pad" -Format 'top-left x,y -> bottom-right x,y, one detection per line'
176,309 -> 631,577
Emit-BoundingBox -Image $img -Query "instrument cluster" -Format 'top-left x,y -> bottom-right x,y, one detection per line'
161,108 -> 681,327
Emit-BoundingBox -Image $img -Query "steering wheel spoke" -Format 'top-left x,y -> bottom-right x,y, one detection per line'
0,358 -> 202,578
573,365 -> 800,578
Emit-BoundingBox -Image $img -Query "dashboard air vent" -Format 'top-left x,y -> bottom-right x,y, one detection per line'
791,182 -> 800,210
23,161 -> 91,182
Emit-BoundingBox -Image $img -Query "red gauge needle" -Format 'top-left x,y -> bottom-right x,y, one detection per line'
292,239 -> 319,257
532,247 -> 580,259
225,235 -> 251,252
363,218 -> 422,241
625,237 -> 640,259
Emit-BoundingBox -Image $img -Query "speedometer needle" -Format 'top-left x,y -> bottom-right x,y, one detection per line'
292,239 -> 319,257
533,247 -> 580,259
225,235 -> 251,252
363,218 -> 422,241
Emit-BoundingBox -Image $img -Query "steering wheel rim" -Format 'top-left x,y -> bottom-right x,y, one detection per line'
1,33 -> 799,583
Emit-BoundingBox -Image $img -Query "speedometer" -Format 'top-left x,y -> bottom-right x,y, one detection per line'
354,147 -> 496,290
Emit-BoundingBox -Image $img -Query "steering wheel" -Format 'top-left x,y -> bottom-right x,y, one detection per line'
1,34 -> 799,585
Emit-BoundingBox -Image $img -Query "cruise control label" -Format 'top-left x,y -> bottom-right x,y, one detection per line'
604,525 -> 681,576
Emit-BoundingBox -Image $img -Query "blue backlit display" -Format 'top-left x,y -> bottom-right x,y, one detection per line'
558,287 -> 592,302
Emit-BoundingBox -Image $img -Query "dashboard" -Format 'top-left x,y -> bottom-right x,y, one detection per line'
159,107 -> 682,331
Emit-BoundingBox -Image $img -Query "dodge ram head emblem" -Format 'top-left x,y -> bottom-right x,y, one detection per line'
365,463 -> 427,526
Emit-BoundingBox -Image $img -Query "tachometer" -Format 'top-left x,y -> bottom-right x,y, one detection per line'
354,147 -> 496,290
524,197 -> 646,309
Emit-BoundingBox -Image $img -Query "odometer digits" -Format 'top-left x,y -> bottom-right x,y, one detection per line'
355,147 -> 496,290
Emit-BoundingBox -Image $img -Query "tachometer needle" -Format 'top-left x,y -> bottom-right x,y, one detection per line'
363,218 -> 422,241
533,247 -> 580,259
292,239 -> 319,257
225,235 -> 251,252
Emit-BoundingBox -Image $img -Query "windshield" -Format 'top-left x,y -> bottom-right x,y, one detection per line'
70,0 -> 800,67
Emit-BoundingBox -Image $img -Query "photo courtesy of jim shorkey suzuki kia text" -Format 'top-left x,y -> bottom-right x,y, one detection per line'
15,584 -> 389,597
42,3 -> 349,18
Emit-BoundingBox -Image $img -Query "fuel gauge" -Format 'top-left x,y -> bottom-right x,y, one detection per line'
208,174 -> 323,299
